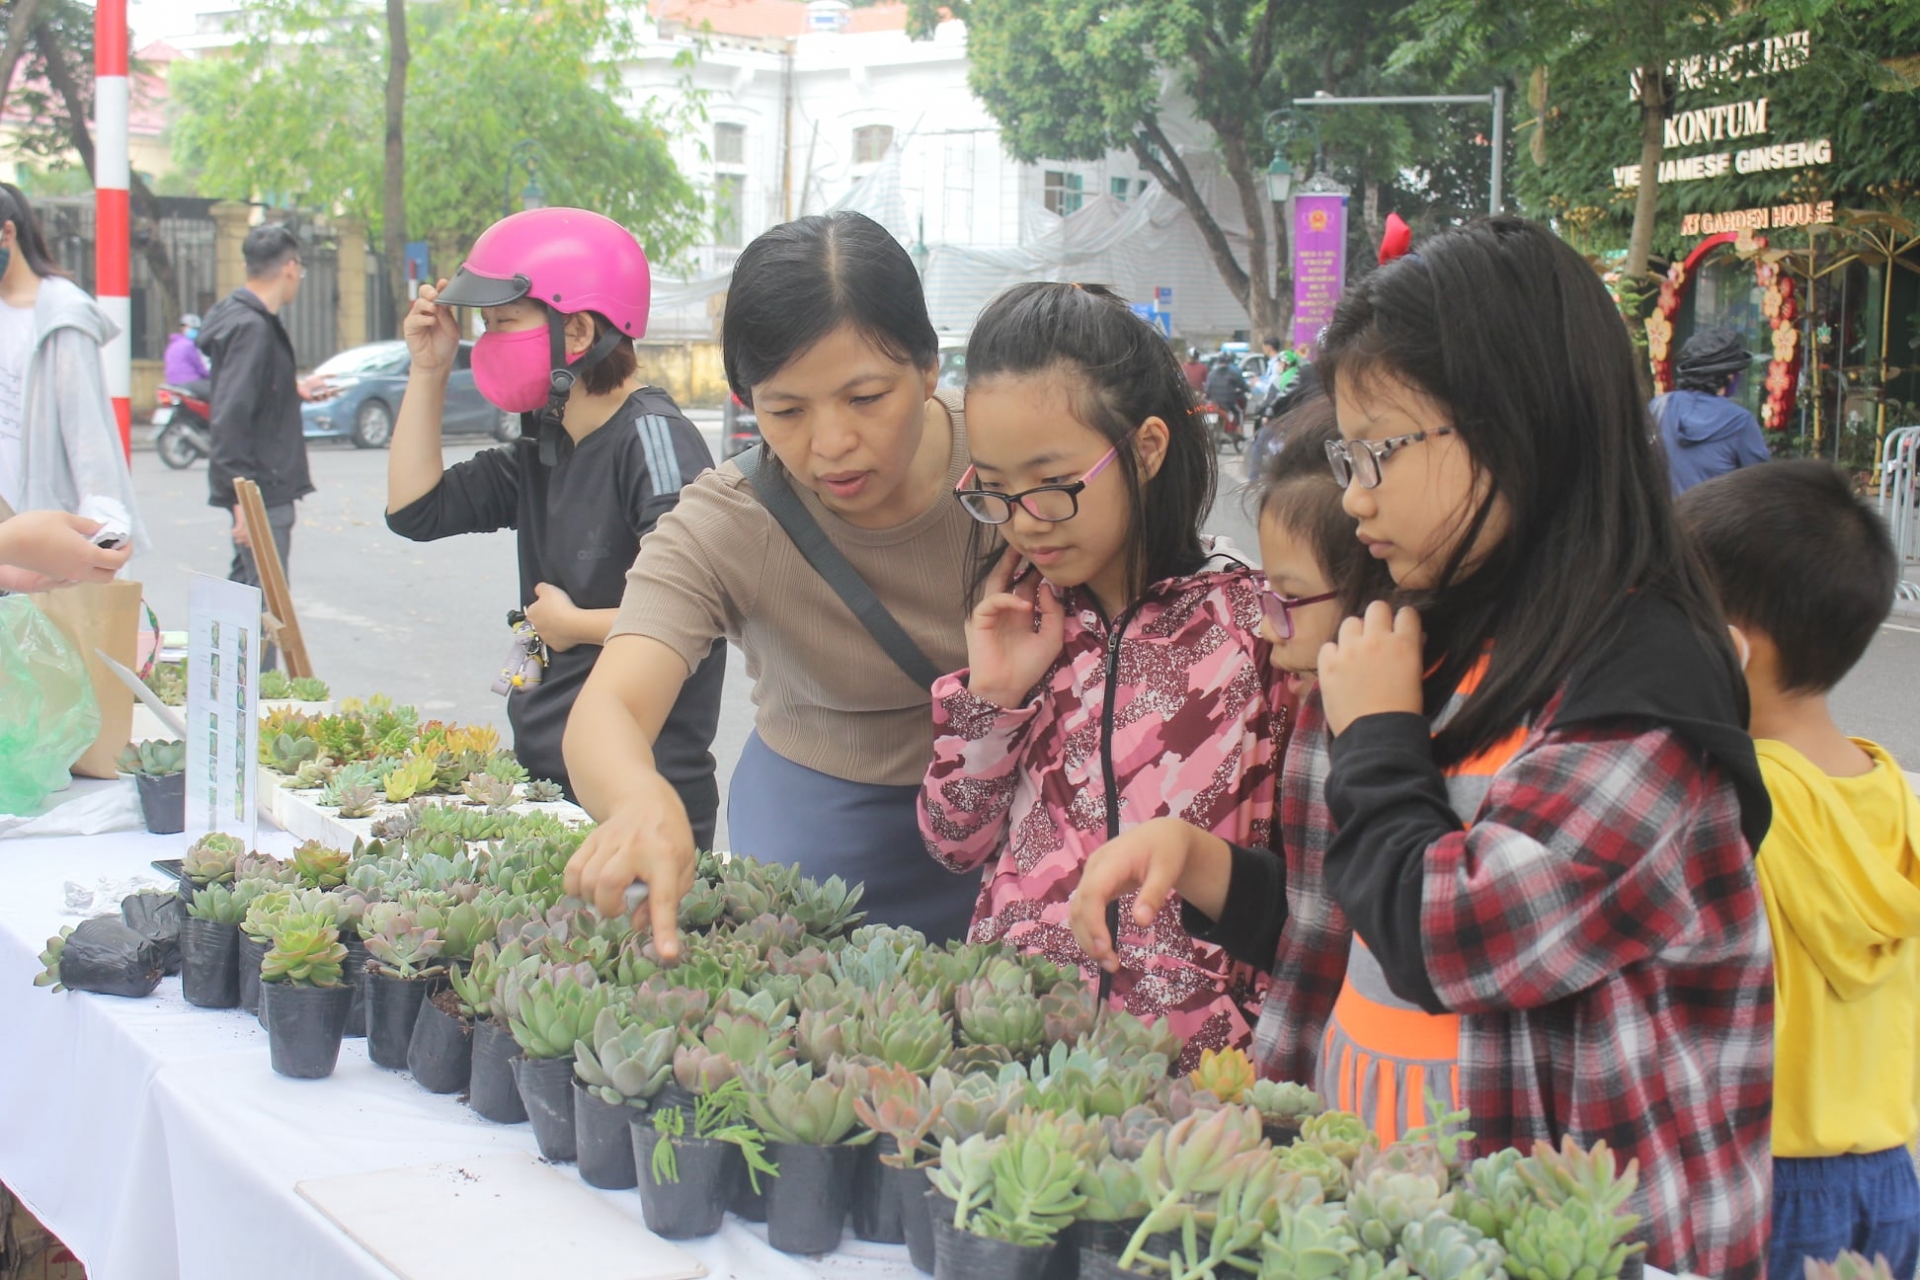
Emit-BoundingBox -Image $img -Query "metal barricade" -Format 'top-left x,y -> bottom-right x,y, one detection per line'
1879,425 -> 1920,599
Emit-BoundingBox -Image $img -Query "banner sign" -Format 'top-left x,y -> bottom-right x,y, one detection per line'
186,574 -> 260,848
1291,194 -> 1348,358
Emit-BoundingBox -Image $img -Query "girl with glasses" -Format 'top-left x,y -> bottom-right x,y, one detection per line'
1083,217 -> 1772,1280
917,282 -> 1290,1071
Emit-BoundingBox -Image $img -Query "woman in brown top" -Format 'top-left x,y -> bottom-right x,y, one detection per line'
563,212 -> 983,949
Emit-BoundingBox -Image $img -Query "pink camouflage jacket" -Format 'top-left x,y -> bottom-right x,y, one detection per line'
917,561 -> 1292,1071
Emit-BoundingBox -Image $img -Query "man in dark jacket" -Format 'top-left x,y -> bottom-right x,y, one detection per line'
1653,326 -> 1770,495
198,223 -> 327,585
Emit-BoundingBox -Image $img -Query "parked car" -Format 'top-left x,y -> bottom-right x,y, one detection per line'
721,391 -> 760,459
301,340 -> 519,448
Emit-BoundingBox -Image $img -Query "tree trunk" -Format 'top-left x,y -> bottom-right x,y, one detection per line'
382,0 -> 410,336
1130,122 -> 1254,330
1625,59 -> 1667,282
1270,200 -> 1293,339
1363,182 -> 1382,251
0,0 -> 46,120
1215,122 -> 1279,337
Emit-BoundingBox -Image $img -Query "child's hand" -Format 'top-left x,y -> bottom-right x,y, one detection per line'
402,279 -> 461,376
526,582 -> 580,652
965,546 -> 1066,708
1069,818 -> 1228,973
1318,600 -> 1425,736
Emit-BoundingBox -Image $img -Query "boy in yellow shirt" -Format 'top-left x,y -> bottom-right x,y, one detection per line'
1681,460 -> 1920,1280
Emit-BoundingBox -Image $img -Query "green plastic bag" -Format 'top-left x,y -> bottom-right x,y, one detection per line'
0,594 -> 102,814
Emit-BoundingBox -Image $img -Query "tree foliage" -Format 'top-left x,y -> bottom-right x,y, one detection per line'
170,0 -> 705,272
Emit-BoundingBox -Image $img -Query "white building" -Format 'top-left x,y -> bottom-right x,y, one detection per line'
631,0 -> 1271,343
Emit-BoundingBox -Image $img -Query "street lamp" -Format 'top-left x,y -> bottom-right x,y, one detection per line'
520,175 -> 546,212
909,214 -> 931,277
504,139 -> 543,217
1265,156 -> 1293,204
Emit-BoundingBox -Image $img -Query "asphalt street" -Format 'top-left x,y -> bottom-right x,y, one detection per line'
123,428 -> 1918,848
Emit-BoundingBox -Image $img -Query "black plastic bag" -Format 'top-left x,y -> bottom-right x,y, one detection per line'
58,917 -> 164,997
121,891 -> 184,976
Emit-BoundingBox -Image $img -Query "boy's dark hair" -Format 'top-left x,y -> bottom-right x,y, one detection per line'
965,281 -> 1214,604
1262,333 -> 1283,351
1677,460 -> 1898,694
723,211 -> 937,403
1255,394 -> 1394,616
242,223 -> 303,278
0,182 -> 72,279
1319,215 -> 1740,768
576,314 -> 637,397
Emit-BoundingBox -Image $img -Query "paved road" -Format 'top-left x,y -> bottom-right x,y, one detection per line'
123,434 -> 1917,848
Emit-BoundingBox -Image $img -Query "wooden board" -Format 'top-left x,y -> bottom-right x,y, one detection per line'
295,1153 -> 706,1280
234,477 -> 313,678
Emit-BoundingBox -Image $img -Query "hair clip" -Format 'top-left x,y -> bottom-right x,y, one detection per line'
1378,212 -> 1413,265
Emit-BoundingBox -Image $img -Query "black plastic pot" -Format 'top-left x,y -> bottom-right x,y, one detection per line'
342,940 -> 371,1038
1261,1122 -> 1302,1149
651,1082 -> 697,1122
933,1215 -> 1057,1280
135,772 -> 186,834
889,1165 -> 935,1274
763,1141 -> 858,1256
1075,1252 -> 1154,1280
257,974 -> 272,1028
853,1135 -> 906,1243
237,934 -> 269,1014
1620,1253 -> 1645,1280
631,1124 -> 732,1240
365,971 -> 428,1070
467,1020 -> 526,1124
179,918 -> 240,1009
573,1082 -> 640,1189
406,990 -> 473,1094
511,1055 -> 577,1162
264,982 -> 352,1079
731,1150 -> 769,1223
1044,1227 -> 1080,1280
1076,1218 -> 1144,1262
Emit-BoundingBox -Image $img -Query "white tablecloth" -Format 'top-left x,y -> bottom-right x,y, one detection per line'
0,785 -> 916,1280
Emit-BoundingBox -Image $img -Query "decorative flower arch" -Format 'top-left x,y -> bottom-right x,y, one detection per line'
1646,229 -> 1801,431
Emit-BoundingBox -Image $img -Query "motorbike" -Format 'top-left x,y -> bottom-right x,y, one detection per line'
1197,399 -> 1246,453
152,380 -> 213,470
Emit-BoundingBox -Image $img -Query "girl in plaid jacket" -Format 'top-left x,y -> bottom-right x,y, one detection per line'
1071,218 -> 1774,1280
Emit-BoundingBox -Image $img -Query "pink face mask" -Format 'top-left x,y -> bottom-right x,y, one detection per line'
472,325 -> 583,414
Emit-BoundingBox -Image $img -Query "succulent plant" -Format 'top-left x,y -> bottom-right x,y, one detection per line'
795,1004 -> 853,1066
361,909 -> 446,981
574,1007 -> 677,1105
184,881 -> 261,925
1039,983 -> 1097,1047
955,960 -> 1045,1058
1189,1044 -> 1258,1104
1301,1109 -> 1377,1166
233,850 -> 295,885
1458,1148 -> 1530,1240
1102,1105 -> 1171,1160
259,912 -> 348,986
1078,1154 -> 1149,1221
1398,1214 -> 1506,1280
290,676 -> 330,701
1258,1201 -> 1367,1280
1135,1104 -> 1269,1205
447,939 -> 528,1019
33,927 -> 73,990
265,730 -> 319,774
1499,1196 -> 1642,1280
240,889 -> 294,943
971,1115 -> 1087,1246
484,752 -> 530,785
675,879 -> 729,931
1250,1079 -> 1325,1127
336,781 -> 382,820
410,898 -> 494,963
1085,1009 -> 1181,1064
788,874 -> 867,938
260,668 -> 294,700
117,739 -> 185,777
291,840 -> 350,889
929,1134 -> 998,1231
852,995 -> 954,1075
629,977 -> 711,1032
183,832 -> 245,886
1021,1042 -> 1160,1118
1346,1165 -> 1455,1254
523,778 -> 565,804
1516,1137 -> 1639,1218
382,754 -> 439,803
742,1059 -> 868,1146
1276,1140 -> 1353,1201
926,1066 -> 1025,1145
853,1063 -> 942,1167
288,758 -> 337,790
501,960 -> 608,1059
672,1039 -> 744,1095
462,772 -> 518,810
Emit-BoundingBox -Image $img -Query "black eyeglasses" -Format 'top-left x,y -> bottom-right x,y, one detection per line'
1325,427 -> 1456,490
955,441 -> 1123,526
1258,587 -> 1338,640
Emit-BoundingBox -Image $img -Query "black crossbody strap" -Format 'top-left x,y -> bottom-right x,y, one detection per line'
738,443 -> 946,691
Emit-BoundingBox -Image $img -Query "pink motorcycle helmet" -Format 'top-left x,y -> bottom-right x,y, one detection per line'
434,207 -> 652,338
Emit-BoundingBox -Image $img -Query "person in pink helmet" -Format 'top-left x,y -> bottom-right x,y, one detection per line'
384,208 -> 725,842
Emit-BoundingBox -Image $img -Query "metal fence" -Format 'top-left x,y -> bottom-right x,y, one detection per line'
1879,425 -> 1920,601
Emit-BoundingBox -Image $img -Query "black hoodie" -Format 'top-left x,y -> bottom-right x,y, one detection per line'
199,287 -> 313,510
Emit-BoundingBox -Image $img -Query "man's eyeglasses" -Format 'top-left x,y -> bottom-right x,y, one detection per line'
1258,587 -> 1338,640
1325,427 -> 1455,490
955,441 -> 1123,526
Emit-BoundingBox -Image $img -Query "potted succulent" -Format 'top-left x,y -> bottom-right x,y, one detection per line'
180,832 -> 245,906
928,1122 -> 1087,1280
446,940 -> 530,1122
1118,1105 -> 1268,1273
852,1063 -> 943,1260
179,882 -> 258,1008
742,1057 -> 874,1254
501,959 -> 608,1161
570,1008 -> 676,1190
634,1077 -> 779,1240
260,911 -> 353,1078
260,669 -> 332,716
118,740 -> 186,834
237,890 -> 292,1016
1247,1079 -> 1323,1148
359,905 -> 445,1070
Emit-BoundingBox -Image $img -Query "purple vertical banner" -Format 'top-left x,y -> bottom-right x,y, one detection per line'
1291,194 -> 1349,357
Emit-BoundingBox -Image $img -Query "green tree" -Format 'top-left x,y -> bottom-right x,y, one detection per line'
171,0 -> 704,331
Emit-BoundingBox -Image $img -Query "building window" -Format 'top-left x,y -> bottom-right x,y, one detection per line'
1110,177 -> 1130,202
714,174 -> 745,248
714,123 -> 746,166
853,125 -> 895,165
1044,170 -> 1084,217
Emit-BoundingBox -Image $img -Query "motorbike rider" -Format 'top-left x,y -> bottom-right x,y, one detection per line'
1203,351 -> 1251,424
164,313 -> 210,389
1181,346 -> 1209,394
384,207 -> 726,841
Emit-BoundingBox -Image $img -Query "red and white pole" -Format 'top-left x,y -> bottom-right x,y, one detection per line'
94,0 -> 131,460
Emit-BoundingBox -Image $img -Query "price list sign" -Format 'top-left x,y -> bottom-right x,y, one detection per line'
186,574 -> 262,847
